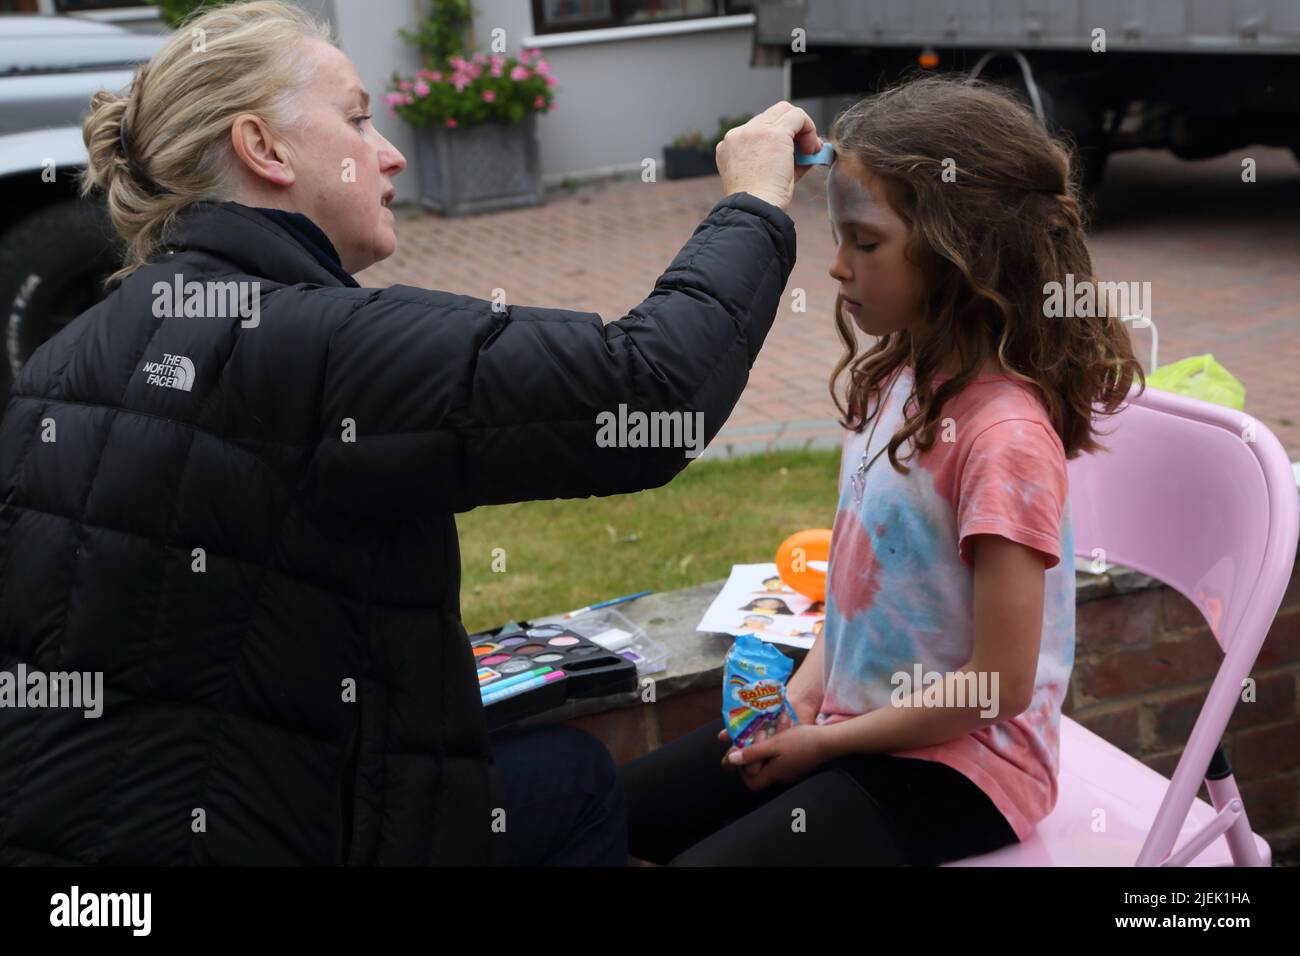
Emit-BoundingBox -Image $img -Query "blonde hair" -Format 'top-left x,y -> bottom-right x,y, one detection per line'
80,0 -> 334,285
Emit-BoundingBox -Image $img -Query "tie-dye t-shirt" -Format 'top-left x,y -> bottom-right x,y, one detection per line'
817,363 -> 1076,842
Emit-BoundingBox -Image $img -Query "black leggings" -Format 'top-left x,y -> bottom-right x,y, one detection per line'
620,719 -> 1019,866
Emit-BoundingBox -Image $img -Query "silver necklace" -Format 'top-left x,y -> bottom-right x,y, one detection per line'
848,367 -> 904,506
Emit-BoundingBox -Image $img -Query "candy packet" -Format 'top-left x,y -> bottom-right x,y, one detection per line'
723,633 -> 800,747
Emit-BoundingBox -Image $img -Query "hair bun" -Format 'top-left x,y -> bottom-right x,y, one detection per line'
117,113 -> 132,158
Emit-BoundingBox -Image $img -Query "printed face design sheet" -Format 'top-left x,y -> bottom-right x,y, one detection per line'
697,563 -> 824,650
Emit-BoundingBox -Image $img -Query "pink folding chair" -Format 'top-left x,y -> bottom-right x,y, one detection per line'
948,382 -> 1297,866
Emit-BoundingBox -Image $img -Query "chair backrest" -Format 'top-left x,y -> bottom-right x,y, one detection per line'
1066,382 -> 1298,864
1068,384 -> 1297,654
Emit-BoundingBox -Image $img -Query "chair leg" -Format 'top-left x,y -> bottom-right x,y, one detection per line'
1205,744 -> 1266,867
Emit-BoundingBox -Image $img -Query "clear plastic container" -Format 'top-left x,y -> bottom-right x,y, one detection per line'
535,607 -> 670,677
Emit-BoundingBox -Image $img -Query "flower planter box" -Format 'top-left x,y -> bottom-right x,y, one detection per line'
413,112 -> 544,217
662,145 -> 718,180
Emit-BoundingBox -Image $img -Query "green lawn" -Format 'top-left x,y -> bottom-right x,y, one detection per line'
457,449 -> 841,633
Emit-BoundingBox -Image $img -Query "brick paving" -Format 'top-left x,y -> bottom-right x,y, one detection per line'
358,145 -> 1300,461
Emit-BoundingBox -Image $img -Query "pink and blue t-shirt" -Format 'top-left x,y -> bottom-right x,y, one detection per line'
817,363 -> 1076,842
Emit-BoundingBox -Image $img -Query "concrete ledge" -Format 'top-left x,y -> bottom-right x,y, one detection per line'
492,579 -> 768,734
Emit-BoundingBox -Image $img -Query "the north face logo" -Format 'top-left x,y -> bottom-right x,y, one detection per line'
141,353 -> 195,392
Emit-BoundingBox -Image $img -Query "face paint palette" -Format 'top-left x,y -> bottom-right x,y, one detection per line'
469,620 -> 639,730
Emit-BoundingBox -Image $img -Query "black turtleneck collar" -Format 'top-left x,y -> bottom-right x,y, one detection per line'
155,202 -> 363,290
246,205 -> 360,288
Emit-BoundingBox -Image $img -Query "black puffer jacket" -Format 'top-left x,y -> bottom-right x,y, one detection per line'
0,193 -> 796,864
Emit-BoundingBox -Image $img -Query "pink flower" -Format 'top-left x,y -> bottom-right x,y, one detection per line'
399,79 -> 412,92
452,75 -> 469,92
446,117 -> 459,128
413,80 -> 430,97
429,71 -> 442,82
450,55 -> 466,69
468,63 -> 481,79
544,74 -> 557,89
521,46 -> 539,62
535,59 -> 552,76
472,52 -> 487,64
404,93 -> 414,105
533,95 -> 545,109
384,91 -> 405,107
482,90 -> 496,102
490,54 -> 505,70
511,65 -> 531,81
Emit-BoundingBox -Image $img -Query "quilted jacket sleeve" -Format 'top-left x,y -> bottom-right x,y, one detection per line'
308,191 -> 796,518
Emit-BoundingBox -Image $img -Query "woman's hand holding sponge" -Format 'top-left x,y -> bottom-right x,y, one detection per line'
715,101 -> 824,212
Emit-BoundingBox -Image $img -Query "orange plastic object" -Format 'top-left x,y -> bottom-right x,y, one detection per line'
775,529 -> 832,601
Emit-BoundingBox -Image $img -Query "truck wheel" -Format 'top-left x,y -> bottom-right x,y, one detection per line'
0,199 -> 120,404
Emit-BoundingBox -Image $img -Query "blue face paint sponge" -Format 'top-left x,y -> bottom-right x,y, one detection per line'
794,142 -> 835,166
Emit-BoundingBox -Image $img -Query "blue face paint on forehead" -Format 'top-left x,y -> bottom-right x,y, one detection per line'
826,160 -> 895,235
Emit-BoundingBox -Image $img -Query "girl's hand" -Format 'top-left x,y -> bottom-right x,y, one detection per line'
719,725 -> 830,791
785,685 -> 822,729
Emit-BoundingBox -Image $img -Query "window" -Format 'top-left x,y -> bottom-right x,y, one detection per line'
530,0 -> 754,36
51,0 -> 149,10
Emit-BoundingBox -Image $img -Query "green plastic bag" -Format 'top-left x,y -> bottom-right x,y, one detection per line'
1147,354 -> 1246,410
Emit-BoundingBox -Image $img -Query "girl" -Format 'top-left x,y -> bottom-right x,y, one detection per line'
620,72 -> 1144,866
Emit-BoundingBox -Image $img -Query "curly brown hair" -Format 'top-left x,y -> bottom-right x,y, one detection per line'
827,71 -> 1145,469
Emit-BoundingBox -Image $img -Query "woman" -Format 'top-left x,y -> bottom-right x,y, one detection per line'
0,1 -> 821,865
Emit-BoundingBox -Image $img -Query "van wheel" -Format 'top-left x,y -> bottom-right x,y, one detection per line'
0,199 -> 120,404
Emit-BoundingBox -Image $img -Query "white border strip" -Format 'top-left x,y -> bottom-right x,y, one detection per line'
68,4 -> 163,23
524,12 -> 754,49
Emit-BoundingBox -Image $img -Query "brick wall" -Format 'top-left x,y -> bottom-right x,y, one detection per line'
569,560 -> 1300,865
